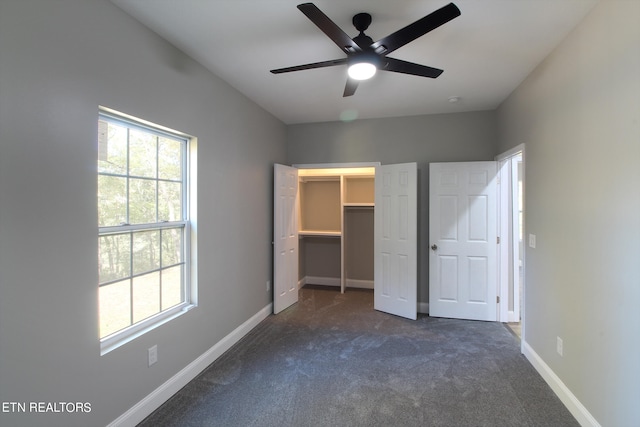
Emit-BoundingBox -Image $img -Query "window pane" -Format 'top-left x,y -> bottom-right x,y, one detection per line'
99,280 -> 131,338
98,175 -> 127,226
158,137 -> 182,181
98,121 -> 127,175
161,227 -> 183,267
132,230 -> 160,275
158,181 -> 182,222
99,234 -> 131,284
133,272 -> 160,323
129,129 -> 157,178
129,178 -> 157,224
162,265 -> 183,310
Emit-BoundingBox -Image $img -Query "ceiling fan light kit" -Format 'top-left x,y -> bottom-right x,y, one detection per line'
348,62 -> 376,80
271,2 -> 461,96
347,52 -> 381,80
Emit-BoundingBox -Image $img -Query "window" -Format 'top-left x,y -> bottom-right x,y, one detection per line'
98,108 -> 194,353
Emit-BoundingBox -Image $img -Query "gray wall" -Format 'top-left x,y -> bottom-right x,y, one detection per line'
496,1 -> 640,425
287,112 -> 498,303
2,0 -> 637,426
0,1 -> 286,426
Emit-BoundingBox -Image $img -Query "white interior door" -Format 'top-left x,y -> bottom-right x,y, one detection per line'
273,164 -> 298,314
429,162 -> 498,321
374,163 -> 417,320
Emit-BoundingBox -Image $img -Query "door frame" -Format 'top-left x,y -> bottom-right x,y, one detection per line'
496,144 -> 525,339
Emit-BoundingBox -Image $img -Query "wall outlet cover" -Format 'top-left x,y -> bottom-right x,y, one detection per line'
148,345 -> 158,367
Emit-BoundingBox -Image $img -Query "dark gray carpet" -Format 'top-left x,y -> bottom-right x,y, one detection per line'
139,286 -> 578,427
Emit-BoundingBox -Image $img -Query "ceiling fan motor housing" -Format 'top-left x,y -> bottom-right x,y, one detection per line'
352,13 -> 374,49
353,12 -> 372,32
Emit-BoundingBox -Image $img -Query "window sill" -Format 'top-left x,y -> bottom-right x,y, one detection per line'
100,304 -> 196,356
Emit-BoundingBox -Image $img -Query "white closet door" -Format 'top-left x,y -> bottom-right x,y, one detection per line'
374,163 -> 418,320
429,162 -> 498,321
273,164 -> 298,314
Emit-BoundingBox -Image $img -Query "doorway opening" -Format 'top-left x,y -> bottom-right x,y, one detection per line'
497,145 -> 524,340
274,163 -> 418,320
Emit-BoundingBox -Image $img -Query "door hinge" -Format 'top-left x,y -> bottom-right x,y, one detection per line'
497,236 -> 500,244
497,296 -> 500,304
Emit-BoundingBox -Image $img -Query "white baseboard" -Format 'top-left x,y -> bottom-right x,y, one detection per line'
522,340 -> 601,427
303,275 -> 341,287
417,302 -> 429,314
301,276 -> 374,290
107,304 -> 273,427
346,279 -> 373,289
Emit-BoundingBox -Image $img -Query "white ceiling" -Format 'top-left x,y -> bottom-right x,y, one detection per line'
111,0 -> 598,124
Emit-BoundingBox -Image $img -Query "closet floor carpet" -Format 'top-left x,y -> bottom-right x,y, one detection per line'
138,286 -> 578,427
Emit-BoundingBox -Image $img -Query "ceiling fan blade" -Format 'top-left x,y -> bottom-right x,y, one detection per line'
271,58 -> 347,74
297,3 -> 362,54
383,57 -> 444,78
343,77 -> 359,97
371,2 -> 460,56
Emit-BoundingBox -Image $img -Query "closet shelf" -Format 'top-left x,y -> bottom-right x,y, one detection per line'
299,230 -> 341,237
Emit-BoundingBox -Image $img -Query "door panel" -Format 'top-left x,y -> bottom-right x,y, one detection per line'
273,164 -> 298,314
429,162 -> 497,321
374,163 -> 417,320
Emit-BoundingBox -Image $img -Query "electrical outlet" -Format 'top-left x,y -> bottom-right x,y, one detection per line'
148,345 -> 158,367
529,233 -> 536,248
556,337 -> 563,356
267,280 -> 271,292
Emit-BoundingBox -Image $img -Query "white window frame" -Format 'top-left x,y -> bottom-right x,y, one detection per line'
98,107 -> 195,355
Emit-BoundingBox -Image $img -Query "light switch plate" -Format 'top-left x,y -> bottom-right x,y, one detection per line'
529,233 -> 536,248
557,337 -> 563,356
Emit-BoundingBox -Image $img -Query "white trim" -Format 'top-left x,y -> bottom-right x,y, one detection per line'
509,155 -> 522,324
417,302 -> 429,314
99,106 -> 192,140
106,304 -> 273,427
495,143 -> 525,161
496,145 -> 525,327
346,279 -> 374,289
100,304 -> 194,356
300,276 -> 374,290
302,275 -> 341,287
292,162 -> 381,169
522,341 -> 601,427
497,158 -> 511,322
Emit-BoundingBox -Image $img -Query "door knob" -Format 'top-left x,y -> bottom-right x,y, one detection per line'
431,244 -> 438,251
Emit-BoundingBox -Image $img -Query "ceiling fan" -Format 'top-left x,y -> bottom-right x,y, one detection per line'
270,2 -> 461,97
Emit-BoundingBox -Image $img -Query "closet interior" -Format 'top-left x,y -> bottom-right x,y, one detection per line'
297,167 -> 375,293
